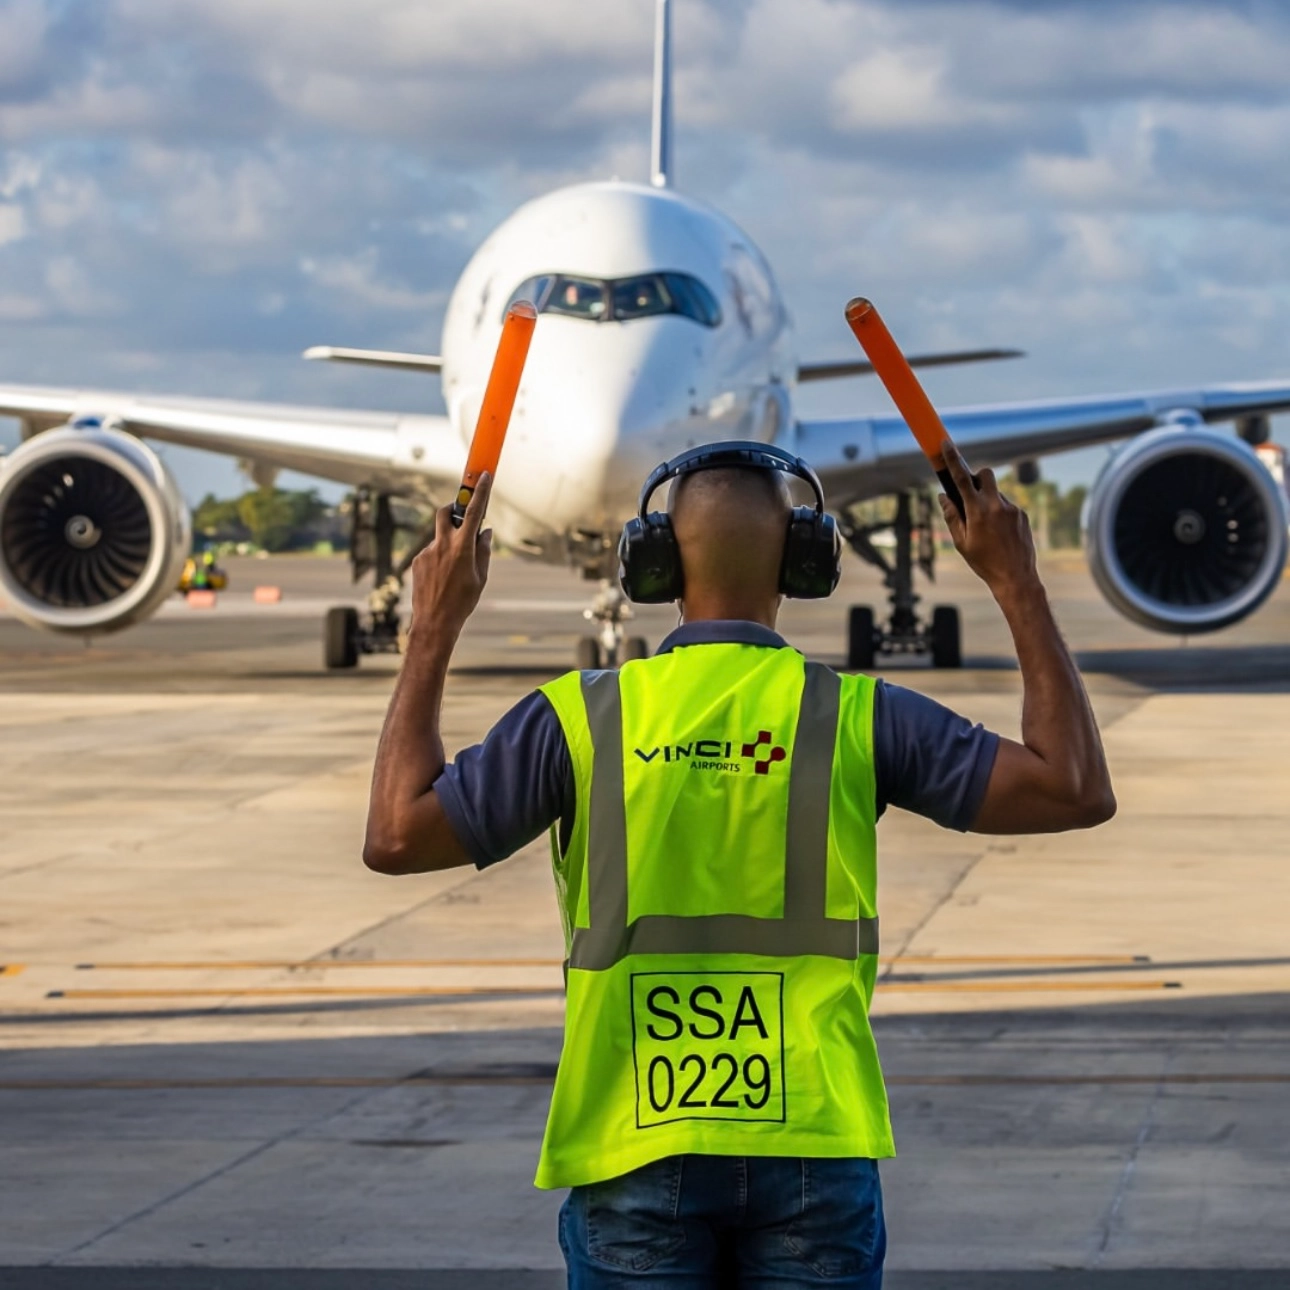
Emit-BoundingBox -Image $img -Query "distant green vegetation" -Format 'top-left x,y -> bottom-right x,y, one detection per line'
192,487 -> 346,554
845,476 -> 1088,552
997,475 -> 1088,551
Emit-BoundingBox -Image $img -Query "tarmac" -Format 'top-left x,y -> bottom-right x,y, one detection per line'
2,549 -> 1289,1288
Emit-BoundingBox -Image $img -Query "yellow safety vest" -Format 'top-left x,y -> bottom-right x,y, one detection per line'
535,642 -> 893,1189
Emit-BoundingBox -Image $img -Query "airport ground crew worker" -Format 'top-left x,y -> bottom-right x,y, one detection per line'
364,441 -> 1116,1289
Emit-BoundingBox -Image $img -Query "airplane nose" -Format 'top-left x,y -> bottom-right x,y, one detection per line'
505,319 -> 705,527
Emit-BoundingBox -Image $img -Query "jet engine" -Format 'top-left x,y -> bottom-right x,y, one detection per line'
1085,426 -> 1288,634
0,424 -> 191,635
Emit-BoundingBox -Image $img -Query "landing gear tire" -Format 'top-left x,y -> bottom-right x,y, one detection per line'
930,605 -> 962,669
622,636 -> 649,663
324,606 -> 360,670
575,637 -> 602,670
847,606 -> 877,671
840,490 -> 968,669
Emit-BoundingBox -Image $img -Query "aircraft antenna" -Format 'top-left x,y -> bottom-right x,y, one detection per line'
650,0 -> 673,188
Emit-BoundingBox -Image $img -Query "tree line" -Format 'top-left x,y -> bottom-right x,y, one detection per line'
995,474 -> 1088,551
192,487 -> 347,553
195,475 -> 1091,556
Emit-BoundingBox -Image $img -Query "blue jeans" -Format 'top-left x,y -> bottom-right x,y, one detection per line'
559,1155 -> 885,1288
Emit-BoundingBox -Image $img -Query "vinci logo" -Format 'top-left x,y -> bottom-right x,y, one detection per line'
633,731 -> 787,774
742,730 -> 787,775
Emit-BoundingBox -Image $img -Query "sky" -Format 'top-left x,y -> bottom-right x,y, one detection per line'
3,0 -> 1290,503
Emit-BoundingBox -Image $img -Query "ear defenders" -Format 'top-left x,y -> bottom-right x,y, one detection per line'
617,440 -> 842,604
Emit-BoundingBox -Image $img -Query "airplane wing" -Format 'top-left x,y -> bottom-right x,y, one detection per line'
0,384 -> 464,494
795,380 -> 1290,505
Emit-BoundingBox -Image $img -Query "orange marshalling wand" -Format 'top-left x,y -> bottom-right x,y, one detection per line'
844,296 -> 969,517
451,300 -> 538,527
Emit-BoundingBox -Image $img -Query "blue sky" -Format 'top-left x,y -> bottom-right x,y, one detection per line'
3,0 -> 1290,502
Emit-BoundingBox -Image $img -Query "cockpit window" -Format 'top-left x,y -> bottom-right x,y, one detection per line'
503,271 -> 721,327
661,273 -> 722,327
612,274 -> 669,320
545,276 -> 609,320
505,275 -> 555,313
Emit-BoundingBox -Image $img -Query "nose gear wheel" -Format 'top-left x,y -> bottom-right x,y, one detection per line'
580,581 -> 646,668
839,489 -> 962,669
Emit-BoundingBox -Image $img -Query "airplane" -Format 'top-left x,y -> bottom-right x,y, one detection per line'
2,0 -> 1288,672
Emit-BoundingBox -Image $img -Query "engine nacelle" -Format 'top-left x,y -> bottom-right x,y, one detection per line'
1085,426 -> 1288,635
0,425 -> 191,635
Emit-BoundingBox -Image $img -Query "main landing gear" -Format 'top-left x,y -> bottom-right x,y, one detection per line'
324,490 -> 436,670
839,489 -> 962,671
322,496 -> 652,671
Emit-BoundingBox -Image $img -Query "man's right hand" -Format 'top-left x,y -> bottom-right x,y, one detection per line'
408,472 -> 494,644
937,440 -> 1039,602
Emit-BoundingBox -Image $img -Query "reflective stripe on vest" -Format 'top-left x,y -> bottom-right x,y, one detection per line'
568,662 -> 880,972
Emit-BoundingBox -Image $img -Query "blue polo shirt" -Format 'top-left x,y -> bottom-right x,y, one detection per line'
436,621 -> 999,869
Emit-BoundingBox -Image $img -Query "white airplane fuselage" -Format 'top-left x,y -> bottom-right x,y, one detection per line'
436,181 -> 797,567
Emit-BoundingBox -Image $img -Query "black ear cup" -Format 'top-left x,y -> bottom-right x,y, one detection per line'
621,441 -> 841,605
618,513 -> 684,603
780,507 -> 842,599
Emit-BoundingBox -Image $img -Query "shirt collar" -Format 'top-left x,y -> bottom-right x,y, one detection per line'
654,619 -> 791,655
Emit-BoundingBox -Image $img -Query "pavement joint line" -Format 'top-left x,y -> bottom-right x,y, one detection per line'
882,840 -> 990,976
316,863 -> 496,965
1,1072 -> 1288,1092
1094,1057 -> 1171,1264
50,1065 -> 398,1262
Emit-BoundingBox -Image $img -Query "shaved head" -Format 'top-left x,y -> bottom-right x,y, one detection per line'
669,466 -> 791,615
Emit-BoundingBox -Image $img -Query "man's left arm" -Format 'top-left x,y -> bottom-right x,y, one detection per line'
363,477 -> 493,875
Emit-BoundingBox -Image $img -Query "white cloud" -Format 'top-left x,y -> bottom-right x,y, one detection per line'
44,255 -> 119,317
0,204 -> 26,245
300,249 -> 445,312
5,0 -> 1290,502
0,292 -> 44,322
832,49 -> 963,131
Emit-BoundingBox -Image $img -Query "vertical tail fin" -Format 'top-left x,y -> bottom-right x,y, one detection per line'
650,0 -> 673,188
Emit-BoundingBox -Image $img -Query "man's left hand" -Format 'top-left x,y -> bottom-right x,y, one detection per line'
408,473 -> 494,643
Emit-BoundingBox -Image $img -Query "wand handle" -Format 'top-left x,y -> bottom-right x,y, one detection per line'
451,301 -> 538,527
844,296 -> 970,518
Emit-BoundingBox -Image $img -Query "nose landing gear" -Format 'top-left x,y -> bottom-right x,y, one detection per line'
578,580 -> 648,669
840,489 -> 962,670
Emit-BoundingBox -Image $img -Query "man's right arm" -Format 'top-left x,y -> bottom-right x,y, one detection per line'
938,442 -> 1116,834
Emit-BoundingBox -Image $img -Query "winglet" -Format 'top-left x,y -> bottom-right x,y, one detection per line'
650,0 -> 673,188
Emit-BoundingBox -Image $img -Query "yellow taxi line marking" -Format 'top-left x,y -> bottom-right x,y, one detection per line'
44,980 -> 1180,1001
68,954 -> 1150,971
72,959 -> 564,971
891,955 -> 1150,965
46,986 -> 564,1000
878,980 -> 1181,992
0,1071 -> 1285,1092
